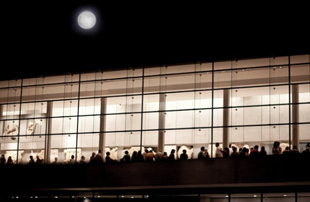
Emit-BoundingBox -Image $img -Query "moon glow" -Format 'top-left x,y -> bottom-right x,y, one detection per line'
78,11 -> 96,29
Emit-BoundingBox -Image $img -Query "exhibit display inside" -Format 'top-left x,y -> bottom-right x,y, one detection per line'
0,54 -> 309,163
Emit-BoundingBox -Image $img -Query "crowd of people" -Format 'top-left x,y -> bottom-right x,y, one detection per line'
53,141 -> 310,165
0,142 -> 309,165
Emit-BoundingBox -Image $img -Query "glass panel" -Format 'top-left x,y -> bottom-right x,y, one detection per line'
299,104 -> 310,122
143,112 -> 159,130
18,135 -> 46,164
144,76 -> 161,93
0,80 -> 9,88
299,124 -> 310,152
104,114 -> 141,132
102,68 -> 142,79
214,90 -> 224,107
20,102 -> 47,118
39,83 -> 79,101
0,89 -> 9,104
298,192 -> 310,202
106,96 -> 142,113
80,81 -> 96,98
299,84 -> 310,102
230,86 -> 289,107
263,193 -> 295,202
1,120 -> 20,138
143,94 -> 160,112
231,193 -> 261,202
214,60 -> 232,70
0,136 -> 18,164
95,78 -> 142,96
6,87 -> 21,103
144,74 -> 196,93
200,62 -> 213,71
78,116 -> 100,133
144,66 -> 161,76
236,57 -> 270,69
270,66 -> 289,84
50,134 -> 77,163
165,111 -> 194,129
80,72 -> 96,81
104,69 -> 129,79
291,64 -> 310,83
51,117 -> 77,134
213,108 -> 224,127
164,129 -> 211,159
144,64 -> 209,76
291,54 -> 310,64
42,75 -> 66,84
214,70 -> 232,89
79,98 -> 100,116
77,133 -> 99,163
231,68 -> 270,87
9,79 -> 22,87
166,92 -> 195,110
166,64 -> 195,74
229,105 -> 289,126
105,132 -> 141,161
1,104 -> 20,118
19,118 -> 46,136
142,131 -> 158,147
229,125 -> 290,155
201,194 -> 228,202
52,100 -> 78,117
165,91 -> 212,110
21,86 -> 43,102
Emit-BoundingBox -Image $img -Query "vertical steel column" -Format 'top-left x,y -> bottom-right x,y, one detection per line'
45,101 -> 53,163
16,79 -> 23,164
139,67 -> 145,152
99,98 -> 107,152
158,93 -> 166,153
292,84 -> 299,149
223,89 -> 230,148
74,73 -> 82,163
211,62 -> 215,157
288,56 -> 292,148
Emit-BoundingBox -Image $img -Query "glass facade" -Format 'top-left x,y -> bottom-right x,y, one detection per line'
0,54 -> 309,163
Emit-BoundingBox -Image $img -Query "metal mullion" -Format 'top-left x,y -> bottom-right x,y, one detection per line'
0,61 -> 308,92
289,81 -> 310,86
139,67 -> 145,152
211,61 -> 215,158
20,80 -> 79,89
142,107 -> 213,114
289,56 -> 292,148
16,79 -> 23,164
5,79 -> 310,105
141,62 -> 293,79
97,120 -> 310,134
213,63 -> 289,73
143,89 -> 213,97
74,73 -> 82,163
214,82 -> 290,91
80,75 -> 142,84
218,102 -> 292,110
143,69 -> 213,79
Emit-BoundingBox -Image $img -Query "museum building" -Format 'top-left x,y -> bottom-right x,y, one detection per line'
0,54 -> 310,201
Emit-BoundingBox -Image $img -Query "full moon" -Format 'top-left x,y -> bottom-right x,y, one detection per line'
78,11 -> 96,29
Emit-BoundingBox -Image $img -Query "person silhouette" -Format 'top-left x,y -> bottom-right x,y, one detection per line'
180,149 -> 188,160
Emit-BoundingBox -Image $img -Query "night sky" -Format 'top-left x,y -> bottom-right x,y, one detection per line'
1,1 -> 309,80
